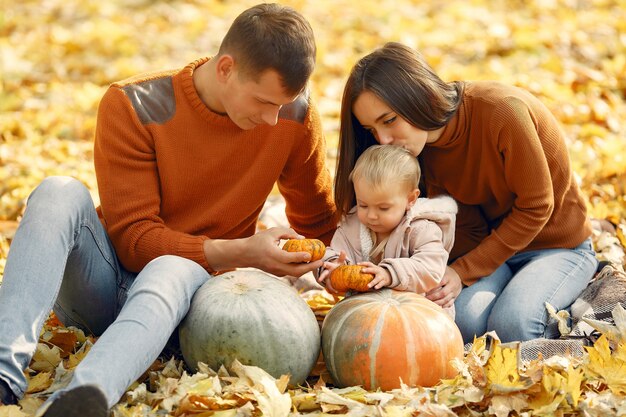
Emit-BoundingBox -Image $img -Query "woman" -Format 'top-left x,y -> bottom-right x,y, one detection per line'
335,42 -> 598,343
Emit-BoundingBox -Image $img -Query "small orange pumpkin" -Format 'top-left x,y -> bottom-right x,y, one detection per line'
329,265 -> 373,293
282,238 -> 326,262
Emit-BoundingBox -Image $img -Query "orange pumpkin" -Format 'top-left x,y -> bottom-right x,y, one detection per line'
321,289 -> 464,390
329,265 -> 373,293
282,238 -> 326,262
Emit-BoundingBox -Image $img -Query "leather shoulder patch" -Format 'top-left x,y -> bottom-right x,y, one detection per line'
278,89 -> 310,124
121,77 -> 176,125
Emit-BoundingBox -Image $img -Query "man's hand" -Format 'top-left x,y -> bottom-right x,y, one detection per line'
203,227 -> 323,277
425,266 -> 463,308
359,261 -> 392,290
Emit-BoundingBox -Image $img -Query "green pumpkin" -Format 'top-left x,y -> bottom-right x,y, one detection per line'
179,269 -> 320,386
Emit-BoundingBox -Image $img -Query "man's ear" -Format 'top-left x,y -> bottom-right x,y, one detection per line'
215,54 -> 235,83
407,188 -> 420,208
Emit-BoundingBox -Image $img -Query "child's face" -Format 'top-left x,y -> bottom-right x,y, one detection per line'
354,178 -> 419,237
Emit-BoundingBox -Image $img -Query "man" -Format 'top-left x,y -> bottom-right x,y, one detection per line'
0,4 -> 336,416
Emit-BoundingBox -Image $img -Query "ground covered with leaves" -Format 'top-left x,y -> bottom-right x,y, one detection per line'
4,292 -> 626,417
1,0 -> 626,416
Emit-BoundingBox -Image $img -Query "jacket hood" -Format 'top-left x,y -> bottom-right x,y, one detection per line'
404,195 -> 458,252
341,195 -> 458,257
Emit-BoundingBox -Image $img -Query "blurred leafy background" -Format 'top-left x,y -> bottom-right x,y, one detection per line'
2,0 -> 625,222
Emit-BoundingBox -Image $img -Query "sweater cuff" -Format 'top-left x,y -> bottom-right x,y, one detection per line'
449,262 -> 475,286
176,235 -> 215,274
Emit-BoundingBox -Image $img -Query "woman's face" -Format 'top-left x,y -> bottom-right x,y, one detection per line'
352,90 -> 441,157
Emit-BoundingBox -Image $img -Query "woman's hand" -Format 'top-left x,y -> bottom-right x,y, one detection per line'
425,266 -> 463,308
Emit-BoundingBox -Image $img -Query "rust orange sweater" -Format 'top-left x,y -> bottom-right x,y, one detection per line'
94,58 -> 337,273
421,81 -> 592,285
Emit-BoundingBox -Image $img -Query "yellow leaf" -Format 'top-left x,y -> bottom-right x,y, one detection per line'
384,405 -> 414,417
65,339 -> 92,369
436,380 -> 484,408
275,374 -> 290,394
526,369 -> 567,415
317,387 -> 363,409
16,396 -> 44,416
187,378 -> 216,396
291,392 -> 319,412
0,405 -> 27,417
488,394 -> 528,417
485,340 -> 533,394
229,360 -> 290,417
564,365 -> 584,408
26,371 -> 52,394
338,386 -> 369,403
470,335 -> 488,357
210,410 -> 240,417
30,344 -> 61,372
585,334 -> 626,395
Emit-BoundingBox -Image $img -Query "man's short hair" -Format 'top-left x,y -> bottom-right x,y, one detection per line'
218,3 -> 316,96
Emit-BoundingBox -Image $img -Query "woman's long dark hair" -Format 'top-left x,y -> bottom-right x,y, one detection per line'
335,42 -> 464,218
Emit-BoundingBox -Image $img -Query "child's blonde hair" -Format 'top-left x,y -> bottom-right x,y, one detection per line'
349,145 -> 421,263
349,144 -> 420,191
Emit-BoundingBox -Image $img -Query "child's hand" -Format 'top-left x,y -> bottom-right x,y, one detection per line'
318,251 -> 347,294
359,261 -> 392,290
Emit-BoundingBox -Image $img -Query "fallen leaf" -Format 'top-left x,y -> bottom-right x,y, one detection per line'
484,340 -> 533,394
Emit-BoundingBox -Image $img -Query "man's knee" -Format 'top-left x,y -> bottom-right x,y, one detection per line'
146,255 -> 206,275
129,256 -> 209,322
29,176 -> 92,213
141,256 -> 209,295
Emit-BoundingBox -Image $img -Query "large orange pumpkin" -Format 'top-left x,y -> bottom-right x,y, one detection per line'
321,289 -> 463,390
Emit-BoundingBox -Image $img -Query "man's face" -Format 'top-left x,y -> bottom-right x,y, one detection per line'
221,67 -> 299,130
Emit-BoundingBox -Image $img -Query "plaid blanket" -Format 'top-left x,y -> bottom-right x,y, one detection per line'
469,263 -> 626,363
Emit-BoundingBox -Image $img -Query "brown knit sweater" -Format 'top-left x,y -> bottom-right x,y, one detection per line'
94,58 -> 337,273
420,81 -> 592,285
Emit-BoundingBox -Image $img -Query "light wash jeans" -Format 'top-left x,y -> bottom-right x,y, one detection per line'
454,238 -> 598,344
0,177 -> 210,408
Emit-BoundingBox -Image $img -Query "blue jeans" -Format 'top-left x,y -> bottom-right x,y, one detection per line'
0,177 -> 210,407
454,238 -> 598,344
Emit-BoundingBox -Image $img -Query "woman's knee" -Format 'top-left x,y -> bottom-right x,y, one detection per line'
454,289 -> 497,343
488,300 -> 541,342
